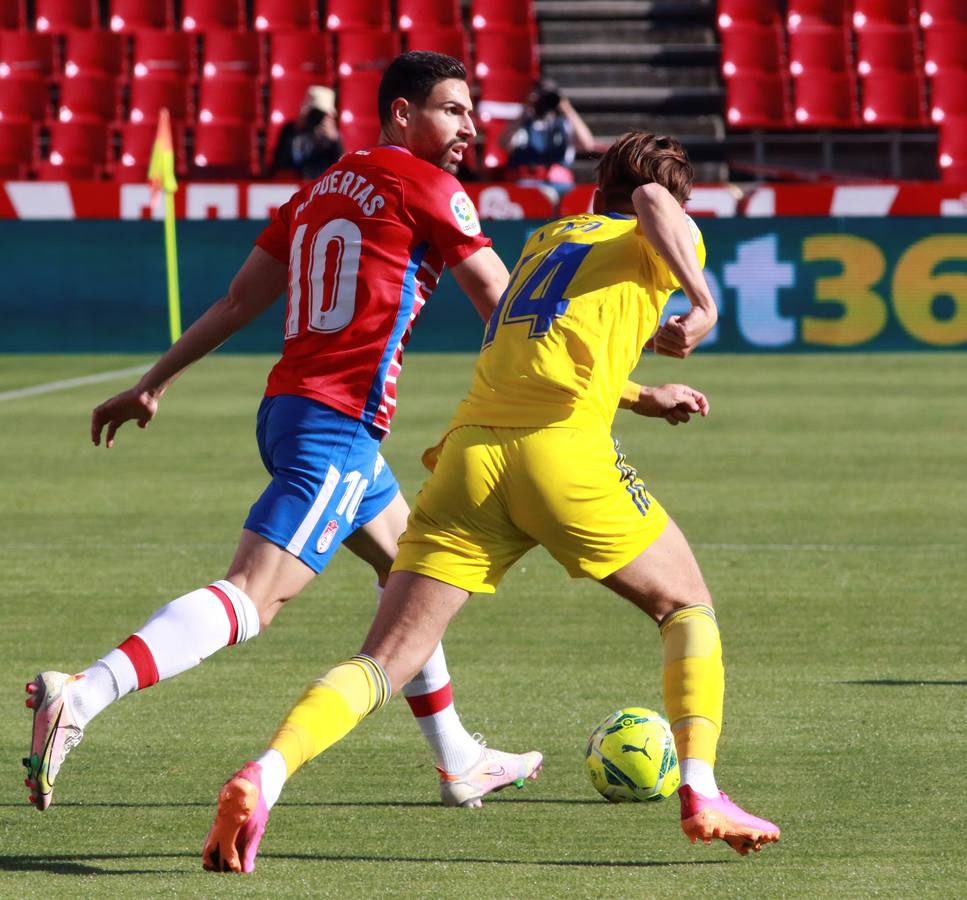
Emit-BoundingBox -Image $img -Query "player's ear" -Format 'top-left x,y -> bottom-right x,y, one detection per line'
391,97 -> 410,128
591,189 -> 604,214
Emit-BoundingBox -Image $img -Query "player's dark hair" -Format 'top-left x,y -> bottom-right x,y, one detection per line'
595,132 -> 693,207
378,51 -> 468,125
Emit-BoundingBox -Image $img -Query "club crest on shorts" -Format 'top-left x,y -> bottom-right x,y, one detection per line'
316,519 -> 339,554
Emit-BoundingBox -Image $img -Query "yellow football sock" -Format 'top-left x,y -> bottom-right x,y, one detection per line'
660,604 -> 724,766
270,654 -> 391,777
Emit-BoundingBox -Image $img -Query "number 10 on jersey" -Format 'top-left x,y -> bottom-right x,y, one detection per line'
285,218 -> 363,337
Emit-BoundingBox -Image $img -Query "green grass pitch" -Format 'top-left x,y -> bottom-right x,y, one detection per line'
1,352 -> 964,898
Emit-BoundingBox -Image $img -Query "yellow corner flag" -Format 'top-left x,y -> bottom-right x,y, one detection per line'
148,108 -> 181,344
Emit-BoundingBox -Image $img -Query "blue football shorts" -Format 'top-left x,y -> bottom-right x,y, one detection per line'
244,394 -> 400,573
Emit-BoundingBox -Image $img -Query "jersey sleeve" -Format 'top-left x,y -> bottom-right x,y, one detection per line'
639,213 -> 706,292
408,169 -> 492,268
254,190 -> 299,262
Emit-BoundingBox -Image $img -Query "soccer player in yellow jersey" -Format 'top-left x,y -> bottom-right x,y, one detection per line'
203,133 -> 780,872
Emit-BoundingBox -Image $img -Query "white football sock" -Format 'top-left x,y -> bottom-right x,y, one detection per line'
401,642 -> 482,775
256,749 -> 288,810
680,757 -> 719,799
71,580 -> 260,727
374,583 -> 480,773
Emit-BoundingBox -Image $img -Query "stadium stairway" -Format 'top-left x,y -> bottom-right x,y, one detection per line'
534,0 -> 727,181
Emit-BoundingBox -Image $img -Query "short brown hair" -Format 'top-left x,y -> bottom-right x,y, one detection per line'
595,132 -> 693,208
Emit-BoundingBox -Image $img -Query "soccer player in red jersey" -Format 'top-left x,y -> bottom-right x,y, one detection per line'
23,52 -> 541,815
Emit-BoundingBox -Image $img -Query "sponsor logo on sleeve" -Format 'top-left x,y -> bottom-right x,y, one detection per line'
450,191 -> 482,236
684,213 -> 702,246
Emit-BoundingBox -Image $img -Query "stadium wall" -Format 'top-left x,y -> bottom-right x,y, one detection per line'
2,219 -> 965,353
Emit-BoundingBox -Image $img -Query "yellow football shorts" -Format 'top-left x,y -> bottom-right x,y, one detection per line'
393,425 -> 669,594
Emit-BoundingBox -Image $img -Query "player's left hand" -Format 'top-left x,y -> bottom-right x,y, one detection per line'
631,384 -> 709,425
646,304 -> 717,359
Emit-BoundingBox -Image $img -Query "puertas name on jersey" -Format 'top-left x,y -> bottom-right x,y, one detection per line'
295,167 -> 386,219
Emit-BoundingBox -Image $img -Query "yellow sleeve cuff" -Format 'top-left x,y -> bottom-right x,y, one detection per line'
618,381 -> 642,410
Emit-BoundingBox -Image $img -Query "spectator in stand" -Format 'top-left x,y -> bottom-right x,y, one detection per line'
271,86 -> 344,180
500,78 -> 596,193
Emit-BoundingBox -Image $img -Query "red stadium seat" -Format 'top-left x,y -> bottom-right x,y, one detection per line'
63,32 -> 125,79
1,2 -> 27,29
856,26 -> 919,77
128,74 -> 190,122
477,69 -> 532,121
34,0 -> 96,32
720,23 -> 784,78
861,71 -> 926,125
931,70 -> 967,124
117,118 -> 186,179
338,70 -> 382,124
786,0 -> 848,31
0,32 -> 55,81
788,25 -> 850,76
132,32 -> 194,79
0,120 -> 34,177
109,0 -> 172,32
339,114 -> 381,152
470,0 -> 535,30
398,0 -> 461,30
325,0 -> 391,31
474,27 -> 538,79
0,78 -> 50,121
57,74 -> 120,122
40,120 -> 109,178
938,116 -> 967,181
253,0 -> 317,32
479,117 -> 507,168
201,31 -> 260,80
919,0 -> 967,30
197,74 -> 259,123
267,73 -> 323,130
726,72 -> 789,127
192,120 -> 255,173
181,0 -> 244,32
793,70 -> 857,126
852,0 -> 915,29
267,31 -> 332,81
923,26 -> 967,77
336,29 -> 400,77
404,26 -> 469,65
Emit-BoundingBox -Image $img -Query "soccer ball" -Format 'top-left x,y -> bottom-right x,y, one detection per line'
585,707 -> 680,802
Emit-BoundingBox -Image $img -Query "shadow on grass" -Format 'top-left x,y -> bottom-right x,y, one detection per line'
838,679 -> 967,686
1,798 -> 605,809
0,853 -> 186,876
0,852 -> 732,875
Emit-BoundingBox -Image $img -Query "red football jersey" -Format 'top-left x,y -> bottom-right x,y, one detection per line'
256,145 -> 491,433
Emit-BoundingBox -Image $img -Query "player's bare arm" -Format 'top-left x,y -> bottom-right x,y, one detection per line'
91,247 -> 287,448
633,183 -> 717,359
628,383 -> 710,425
450,246 -> 510,321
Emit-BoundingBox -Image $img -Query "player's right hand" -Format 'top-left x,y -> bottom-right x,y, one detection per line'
646,304 -> 718,359
91,387 -> 159,448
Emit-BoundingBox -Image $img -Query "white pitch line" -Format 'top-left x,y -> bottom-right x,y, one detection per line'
0,365 -> 150,403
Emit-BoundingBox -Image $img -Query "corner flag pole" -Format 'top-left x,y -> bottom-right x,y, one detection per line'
148,108 -> 181,344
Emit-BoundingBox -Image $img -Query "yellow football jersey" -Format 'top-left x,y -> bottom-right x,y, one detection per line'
447,211 -> 706,433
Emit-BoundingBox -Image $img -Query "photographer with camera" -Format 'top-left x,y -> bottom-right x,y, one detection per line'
270,86 -> 344,181
500,77 -> 596,193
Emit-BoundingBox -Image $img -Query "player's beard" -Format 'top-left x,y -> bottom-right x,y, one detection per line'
440,139 -> 464,174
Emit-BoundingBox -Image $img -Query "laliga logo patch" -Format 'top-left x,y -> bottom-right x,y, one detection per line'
450,191 -> 481,236
316,519 -> 339,554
